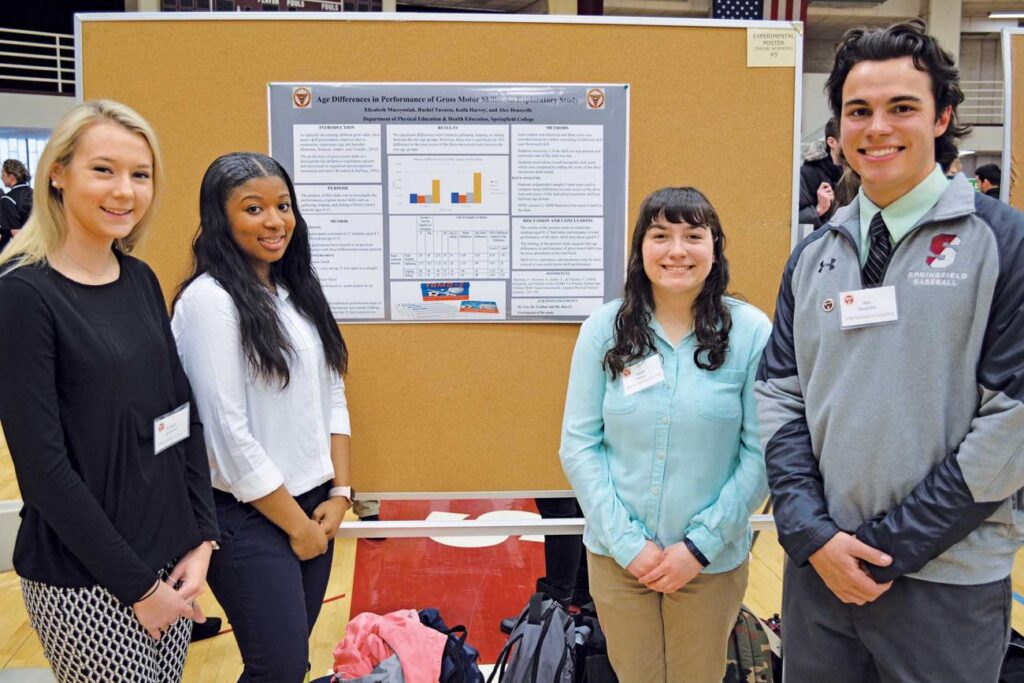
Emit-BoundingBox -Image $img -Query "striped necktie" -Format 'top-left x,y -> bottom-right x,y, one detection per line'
862,212 -> 891,287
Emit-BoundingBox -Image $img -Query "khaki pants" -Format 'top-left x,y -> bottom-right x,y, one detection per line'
587,551 -> 748,683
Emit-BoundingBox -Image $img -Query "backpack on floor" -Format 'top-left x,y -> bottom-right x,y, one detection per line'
571,605 -> 616,683
1000,629 -> 1024,683
723,605 -> 775,683
488,592 -> 575,683
580,654 -> 616,683
418,608 -> 484,683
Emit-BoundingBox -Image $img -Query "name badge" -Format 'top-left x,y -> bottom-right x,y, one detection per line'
621,355 -> 665,396
153,402 -> 190,455
839,286 -> 898,329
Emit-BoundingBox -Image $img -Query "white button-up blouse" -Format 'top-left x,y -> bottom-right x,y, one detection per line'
171,273 -> 350,502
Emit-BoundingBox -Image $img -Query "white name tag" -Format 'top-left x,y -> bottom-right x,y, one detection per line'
153,402 -> 190,455
839,286 -> 898,329
621,355 -> 665,396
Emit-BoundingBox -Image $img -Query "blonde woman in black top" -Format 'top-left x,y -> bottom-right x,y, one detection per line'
0,100 -> 219,682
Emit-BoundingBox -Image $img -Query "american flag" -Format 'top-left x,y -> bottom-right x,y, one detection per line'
712,0 -> 807,22
712,0 -> 761,19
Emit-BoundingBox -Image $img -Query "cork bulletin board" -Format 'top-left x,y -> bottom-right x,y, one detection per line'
77,14 -> 799,494
1003,30 -> 1024,208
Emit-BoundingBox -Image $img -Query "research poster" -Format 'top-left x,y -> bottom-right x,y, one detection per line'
268,83 -> 629,323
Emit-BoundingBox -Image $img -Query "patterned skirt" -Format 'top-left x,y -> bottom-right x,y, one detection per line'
21,577 -> 192,683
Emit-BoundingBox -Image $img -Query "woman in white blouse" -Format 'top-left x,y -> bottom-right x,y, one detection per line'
171,152 -> 352,683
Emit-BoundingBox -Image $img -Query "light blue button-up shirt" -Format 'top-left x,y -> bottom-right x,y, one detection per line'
559,298 -> 772,572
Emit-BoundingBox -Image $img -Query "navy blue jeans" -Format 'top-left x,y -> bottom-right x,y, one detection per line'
208,484 -> 334,683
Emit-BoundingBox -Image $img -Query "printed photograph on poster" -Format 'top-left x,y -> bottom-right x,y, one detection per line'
421,281 -> 470,300
391,280 -> 507,321
460,300 -> 499,314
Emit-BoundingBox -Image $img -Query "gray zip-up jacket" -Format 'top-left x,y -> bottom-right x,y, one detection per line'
756,175 -> 1024,585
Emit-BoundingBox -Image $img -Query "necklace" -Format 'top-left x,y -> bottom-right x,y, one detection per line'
56,250 -> 117,280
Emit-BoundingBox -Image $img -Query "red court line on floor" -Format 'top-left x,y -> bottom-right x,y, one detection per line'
349,499 -> 545,663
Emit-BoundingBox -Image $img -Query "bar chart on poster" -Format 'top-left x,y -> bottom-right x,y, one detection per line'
268,82 -> 629,323
388,155 -> 509,214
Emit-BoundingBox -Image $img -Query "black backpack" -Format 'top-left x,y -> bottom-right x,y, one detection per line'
571,606 -> 616,683
1000,629 -> 1024,683
418,608 -> 484,683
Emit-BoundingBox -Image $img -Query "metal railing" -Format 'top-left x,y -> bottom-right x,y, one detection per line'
0,27 -> 75,95
960,79 -> 1003,125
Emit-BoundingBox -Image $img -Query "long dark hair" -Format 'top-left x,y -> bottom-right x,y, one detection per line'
604,187 -> 731,378
825,19 -> 969,170
174,152 -> 347,387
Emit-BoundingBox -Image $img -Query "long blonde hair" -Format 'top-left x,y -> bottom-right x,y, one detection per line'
0,100 -> 164,272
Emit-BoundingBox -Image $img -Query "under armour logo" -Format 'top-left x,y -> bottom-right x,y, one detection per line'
818,258 -> 836,273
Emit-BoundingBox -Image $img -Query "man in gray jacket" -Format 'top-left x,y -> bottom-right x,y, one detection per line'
757,20 -> 1024,682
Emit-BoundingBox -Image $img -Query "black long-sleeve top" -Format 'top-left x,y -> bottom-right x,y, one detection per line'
0,184 -> 32,232
0,252 -> 219,605
0,184 -> 31,252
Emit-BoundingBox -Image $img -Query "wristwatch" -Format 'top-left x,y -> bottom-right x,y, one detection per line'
328,485 -> 353,503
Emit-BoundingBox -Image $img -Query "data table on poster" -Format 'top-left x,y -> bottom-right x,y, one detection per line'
390,215 -> 510,280
269,82 -> 628,322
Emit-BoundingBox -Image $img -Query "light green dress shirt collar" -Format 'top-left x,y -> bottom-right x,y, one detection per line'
857,164 -> 949,265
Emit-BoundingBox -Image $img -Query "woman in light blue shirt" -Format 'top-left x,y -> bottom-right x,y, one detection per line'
560,187 -> 771,682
